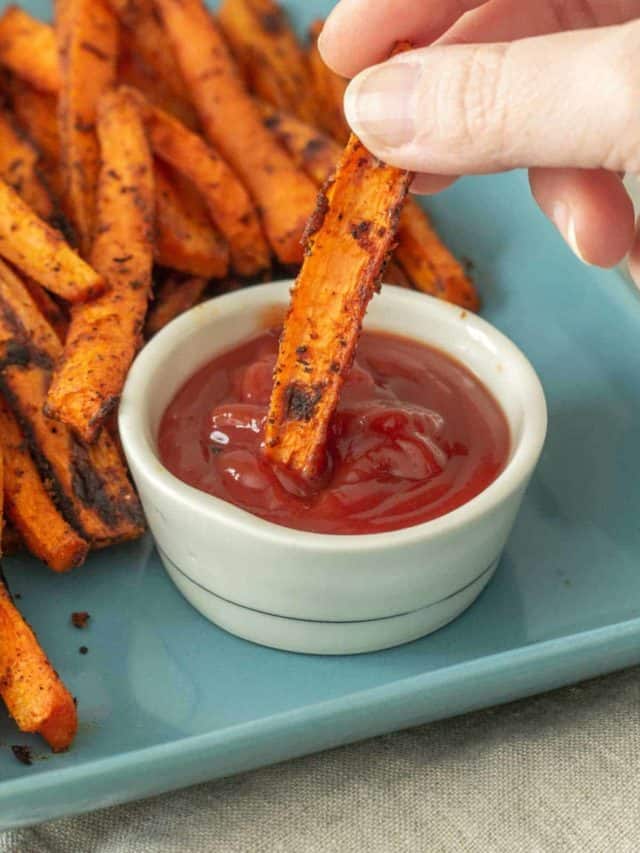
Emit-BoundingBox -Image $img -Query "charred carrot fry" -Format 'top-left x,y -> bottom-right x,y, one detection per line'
0,261 -> 144,546
218,0 -> 316,125
259,103 -> 480,308
265,136 -> 411,479
259,101 -> 340,186
0,568 -> 78,751
396,201 -> 480,310
2,520 -> 23,556
155,0 -> 317,265
117,34 -> 199,130
107,0 -> 192,107
0,103 -> 72,243
154,159 -> 230,279
7,80 -> 61,165
145,275 -> 208,337
0,7 -> 60,94
0,396 -> 88,571
307,20 -> 350,146
2,363 -> 143,547
22,279 -> 69,343
385,260 -> 412,288
47,88 -> 154,443
56,0 -> 118,256
128,90 -> 269,276
0,179 -> 102,302
7,79 -> 66,203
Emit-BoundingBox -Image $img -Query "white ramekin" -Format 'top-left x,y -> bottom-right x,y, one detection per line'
119,281 -> 546,655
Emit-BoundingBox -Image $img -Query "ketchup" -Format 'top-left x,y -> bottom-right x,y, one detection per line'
158,329 -> 510,535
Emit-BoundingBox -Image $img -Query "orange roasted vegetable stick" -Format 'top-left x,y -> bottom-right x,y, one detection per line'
2,520 -> 23,556
107,0 -> 192,107
0,396 -> 88,571
218,0 -> 316,125
7,80 -> 61,164
395,201 -> 480,311
47,87 -> 154,443
0,567 -> 78,751
3,364 -> 144,547
260,103 -> 480,309
23,279 -> 69,343
259,100 -> 340,186
307,20 -> 350,146
0,105 -> 57,222
128,90 -> 269,276
0,179 -> 103,302
385,260 -> 412,288
117,34 -> 199,130
0,6 -> 60,94
56,0 -> 118,256
7,79 -> 65,202
145,275 -> 208,337
0,259 -> 145,547
154,158 -> 230,279
265,136 -> 411,479
155,0 -> 317,265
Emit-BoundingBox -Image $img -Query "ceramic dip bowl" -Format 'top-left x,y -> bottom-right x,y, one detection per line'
119,281 -> 547,654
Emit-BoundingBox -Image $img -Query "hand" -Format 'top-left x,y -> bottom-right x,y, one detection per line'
318,1 -> 640,279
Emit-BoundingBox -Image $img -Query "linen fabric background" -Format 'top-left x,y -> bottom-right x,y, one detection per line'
1,666 -> 639,853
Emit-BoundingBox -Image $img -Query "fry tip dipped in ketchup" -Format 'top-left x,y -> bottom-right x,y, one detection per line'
159,328 -> 509,535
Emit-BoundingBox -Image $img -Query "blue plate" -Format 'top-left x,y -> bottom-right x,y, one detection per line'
3,0 -> 640,831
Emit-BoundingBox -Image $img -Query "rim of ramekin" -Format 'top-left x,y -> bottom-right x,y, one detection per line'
119,281 -> 547,553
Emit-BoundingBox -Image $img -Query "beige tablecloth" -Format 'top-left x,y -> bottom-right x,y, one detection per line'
2,666 -> 639,852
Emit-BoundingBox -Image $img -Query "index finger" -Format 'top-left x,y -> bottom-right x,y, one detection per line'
318,0 -> 489,78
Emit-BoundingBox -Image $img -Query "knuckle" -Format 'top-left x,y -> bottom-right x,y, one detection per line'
600,21 -> 640,171
415,44 -> 510,167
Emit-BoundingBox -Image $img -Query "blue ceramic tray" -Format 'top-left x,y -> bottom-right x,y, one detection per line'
3,0 -> 640,832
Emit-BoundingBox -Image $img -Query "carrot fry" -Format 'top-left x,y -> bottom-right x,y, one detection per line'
396,201 -> 480,310
154,159 -> 230,279
307,20 -> 350,145
265,135 -> 411,479
218,0 -> 316,124
259,103 -> 480,309
259,101 -> 340,186
7,80 -> 61,164
47,88 -> 154,443
107,0 -> 192,107
0,260 -> 144,546
145,275 -> 208,337
22,279 -> 69,343
0,105 -> 56,221
116,34 -> 199,130
0,396 -> 88,571
0,179 -> 102,302
0,103 -> 72,243
7,79 -> 65,203
2,520 -> 23,556
128,90 -> 269,276
385,260 -> 412,288
56,0 -> 118,256
0,7 -> 60,94
155,0 -> 317,265
0,569 -> 78,751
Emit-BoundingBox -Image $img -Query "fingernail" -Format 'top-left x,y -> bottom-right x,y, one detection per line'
552,201 -> 587,263
344,61 -> 418,149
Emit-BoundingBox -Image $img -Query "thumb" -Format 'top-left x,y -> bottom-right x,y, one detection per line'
344,21 -> 640,175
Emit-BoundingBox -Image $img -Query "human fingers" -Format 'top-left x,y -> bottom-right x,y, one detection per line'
317,0 -> 489,78
343,22 -> 640,175
529,168 -> 635,267
410,174 -> 458,195
441,0 -> 640,44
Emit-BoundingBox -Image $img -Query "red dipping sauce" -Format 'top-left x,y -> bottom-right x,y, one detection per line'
158,329 -> 510,535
